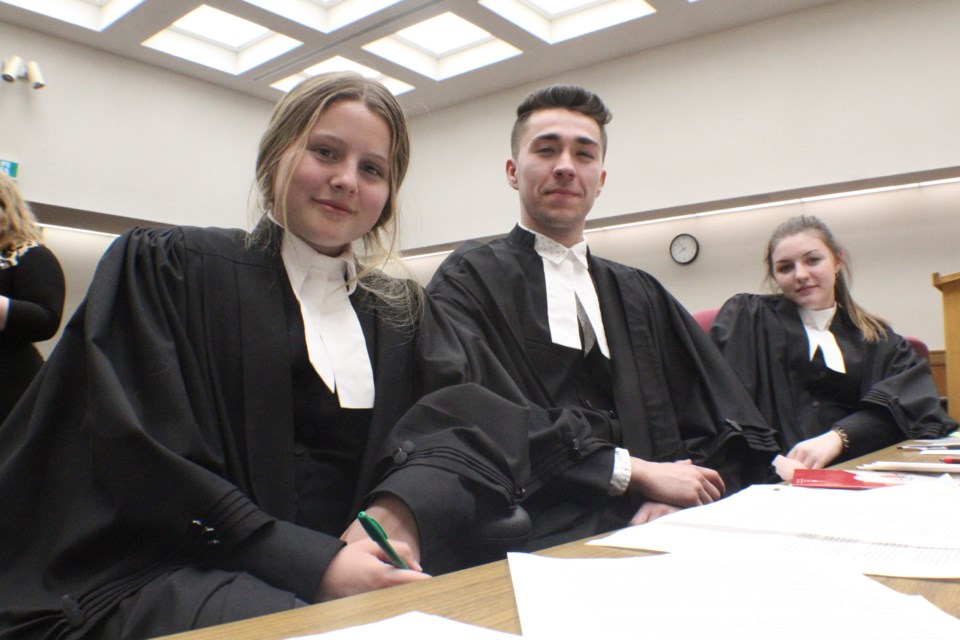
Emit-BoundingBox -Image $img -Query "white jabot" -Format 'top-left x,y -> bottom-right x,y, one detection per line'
528,227 -> 610,358
281,231 -> 375,408
799,305 -> 846,374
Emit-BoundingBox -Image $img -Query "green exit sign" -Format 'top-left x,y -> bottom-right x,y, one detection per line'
1,160 -> 18,178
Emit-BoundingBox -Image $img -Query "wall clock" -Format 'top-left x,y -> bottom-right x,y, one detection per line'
669,233 -> 699,265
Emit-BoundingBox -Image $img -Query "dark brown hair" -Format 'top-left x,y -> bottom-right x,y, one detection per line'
511,84 -> 611,159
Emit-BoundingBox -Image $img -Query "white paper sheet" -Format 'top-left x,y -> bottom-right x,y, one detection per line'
859,460 -> 960,473
641,478 -> 960,548
589,476 -> 960,578
507,553 -> 960,639
286,611 -> 518,639
592,520 -> 960,578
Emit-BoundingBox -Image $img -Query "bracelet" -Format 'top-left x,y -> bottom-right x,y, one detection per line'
831,426 -> 850,453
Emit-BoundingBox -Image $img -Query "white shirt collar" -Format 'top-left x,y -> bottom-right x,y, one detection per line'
281,230 -> 358,297
799,305 -> 837,331
521,223 -> 590,268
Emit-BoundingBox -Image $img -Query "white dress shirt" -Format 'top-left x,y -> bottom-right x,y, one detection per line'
522,225 -> 629,494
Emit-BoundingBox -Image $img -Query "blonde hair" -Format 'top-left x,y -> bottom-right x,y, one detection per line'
764,215 -> 888,343
250,72 -> 420,323
0,173 -> 43,253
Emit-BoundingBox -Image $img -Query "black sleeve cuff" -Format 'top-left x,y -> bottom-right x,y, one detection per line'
372,466 -> 489,574
835,407 -> 903,459
218,520 -> 344,603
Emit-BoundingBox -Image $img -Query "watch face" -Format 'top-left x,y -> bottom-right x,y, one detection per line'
670,233 -> 699,264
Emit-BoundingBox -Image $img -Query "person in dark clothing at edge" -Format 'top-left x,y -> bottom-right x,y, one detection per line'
426,84 -> 780,551
710,215 -> 956,480
0,171 -> 66,424
0,73 -> 614,639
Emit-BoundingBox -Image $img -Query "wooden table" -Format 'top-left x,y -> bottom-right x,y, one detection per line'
162,442 -> 960,639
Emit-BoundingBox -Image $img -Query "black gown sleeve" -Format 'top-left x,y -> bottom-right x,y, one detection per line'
709,293 -> 771,411
2,243 -> 65,342
847,332 -> 956,444
369,290 -> 613,572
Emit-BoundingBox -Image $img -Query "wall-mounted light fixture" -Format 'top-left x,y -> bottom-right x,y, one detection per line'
1,55 -> 22,81
2,55 -> 45,89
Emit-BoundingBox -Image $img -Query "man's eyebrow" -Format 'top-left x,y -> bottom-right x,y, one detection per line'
530,132 -> 560,144
529,132 -> 600,147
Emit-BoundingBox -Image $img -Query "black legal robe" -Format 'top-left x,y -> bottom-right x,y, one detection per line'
0,226 -> 596,638
710,293 -> 956,459
427,225 -> 780,548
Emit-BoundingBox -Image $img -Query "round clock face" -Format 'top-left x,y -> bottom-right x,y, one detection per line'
670,233 -> 699,265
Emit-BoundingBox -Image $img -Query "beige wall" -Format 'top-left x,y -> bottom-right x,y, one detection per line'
0,22 -> 271,230
403,180 -> 960,350
400,0 -> 960,248
6,0 -> 960,354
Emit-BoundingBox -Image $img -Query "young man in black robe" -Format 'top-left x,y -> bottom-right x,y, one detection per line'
427,85 -> 780,549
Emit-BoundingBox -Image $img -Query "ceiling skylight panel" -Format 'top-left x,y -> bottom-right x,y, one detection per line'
241,0 -> 401,33
142,5 -> 301,75
363,12 -> 521,81
480,0 -> 655,44
0,0 -> 145,31
172,5 -> 270,50
270,56 -> 413,96
522,0 -> 607,18
393,12 -> 492,56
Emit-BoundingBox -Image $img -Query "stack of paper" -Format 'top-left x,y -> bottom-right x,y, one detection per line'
508,553 -> 960,639
858,460 -> 960,473
590,478 -> 960,578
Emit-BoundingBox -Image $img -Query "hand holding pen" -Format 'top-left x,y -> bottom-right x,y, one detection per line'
316,512 -> 428,601
358,510 -> 409,569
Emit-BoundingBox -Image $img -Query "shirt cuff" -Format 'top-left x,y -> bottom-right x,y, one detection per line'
608,447 -> 631,496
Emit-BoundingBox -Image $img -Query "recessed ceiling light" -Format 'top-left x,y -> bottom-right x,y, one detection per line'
270,56 -> 414,96
522,0 -> 605,17
173,5 -> 271,49
394,12 -> 492,56
363,12 -> 521,81
241,0 -> 401,33
479,0 -> 656,44
0,0 -> 145,31
142,5 -> 301,76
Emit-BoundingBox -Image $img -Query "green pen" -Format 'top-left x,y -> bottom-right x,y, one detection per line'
357,511 -> 409,569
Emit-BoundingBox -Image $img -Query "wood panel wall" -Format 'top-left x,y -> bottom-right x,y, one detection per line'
931,350 -> 947,399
